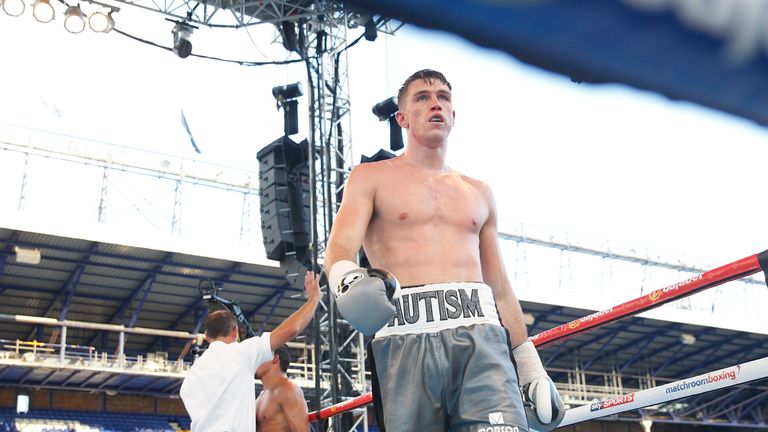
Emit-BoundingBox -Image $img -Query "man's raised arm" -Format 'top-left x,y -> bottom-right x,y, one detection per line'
269,272 -> 321,351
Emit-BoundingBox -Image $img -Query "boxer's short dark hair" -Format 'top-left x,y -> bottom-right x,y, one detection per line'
397,69 -> 452,109
275,345 -> 291,373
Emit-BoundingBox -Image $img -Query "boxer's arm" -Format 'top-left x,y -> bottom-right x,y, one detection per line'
478,183 -> 527,346
325,165 -> 376,270
479,184 -> 565,430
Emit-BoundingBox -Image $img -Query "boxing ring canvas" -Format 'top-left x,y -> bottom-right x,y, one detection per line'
347,0 -> 768,128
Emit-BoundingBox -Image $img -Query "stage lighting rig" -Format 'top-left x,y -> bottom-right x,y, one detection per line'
32,0 -> 54,23
64,4 -> 86,33
371,96 -> 403,151
272,82 -> 303,136
1,0 -> 25,16
89,8 -> 114,32
172,21 -> 195,58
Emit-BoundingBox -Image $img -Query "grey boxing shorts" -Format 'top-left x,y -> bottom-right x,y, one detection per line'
368,282 -> 529,432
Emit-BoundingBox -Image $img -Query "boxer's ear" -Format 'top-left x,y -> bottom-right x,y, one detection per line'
395,111 -> 408,129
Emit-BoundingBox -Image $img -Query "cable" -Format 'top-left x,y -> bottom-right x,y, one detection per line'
113,27 -> 314,66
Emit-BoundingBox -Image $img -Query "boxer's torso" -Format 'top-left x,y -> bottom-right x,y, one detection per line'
255,381 -> 294,432
361,157 -> 490,286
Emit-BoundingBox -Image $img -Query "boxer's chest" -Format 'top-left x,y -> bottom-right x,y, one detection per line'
374,173 -> 488,231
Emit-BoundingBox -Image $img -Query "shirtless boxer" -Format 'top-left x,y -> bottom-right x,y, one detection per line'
255,345 -> 310,432
324,70 -> 564,432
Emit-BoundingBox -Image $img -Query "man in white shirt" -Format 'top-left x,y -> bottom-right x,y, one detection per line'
180,271 -> 320,432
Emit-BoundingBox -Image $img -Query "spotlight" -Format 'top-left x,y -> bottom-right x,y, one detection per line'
371,96 -> 403,152
363,17 -> 377,42
172,22 -> 194,59
680,333 -> 696,345
16,394 -> 29,415
279,21 -> 298,53
14,246 -> 41,265
89,9 -> 114,33
1,0 -> 25,16
272,82 -> 303,103
371,96 -> 398,121
64,5 -> 86,33
32,0 -> 54,22
272,82 -> 303,136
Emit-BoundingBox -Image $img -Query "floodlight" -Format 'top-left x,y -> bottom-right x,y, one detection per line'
680,333 -> 696,345
14,246 -> 41,265
371,96 -> 398,121
272,82 -> 303,102
2,0 -> 25,16
272,82 -> 303,136
64,5 -> 86,33
16,394 -> 29,414
89,9 -> 114,33
363,16 -> 377,42
371,96 -> 403,151
32,0 -> 54,23
172,22 -> 194,58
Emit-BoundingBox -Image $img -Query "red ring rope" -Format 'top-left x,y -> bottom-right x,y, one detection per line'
308,250 -> 768,422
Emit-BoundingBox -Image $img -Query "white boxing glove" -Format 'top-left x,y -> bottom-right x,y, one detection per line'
512,340 -> 566,431
328,260 -> 399,336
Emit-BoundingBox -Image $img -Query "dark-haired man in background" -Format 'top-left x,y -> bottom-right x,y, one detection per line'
180,272 -> 320,432
255,345 -> 310,432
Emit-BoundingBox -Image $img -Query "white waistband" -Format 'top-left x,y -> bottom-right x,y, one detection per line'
374,282 -> 501,338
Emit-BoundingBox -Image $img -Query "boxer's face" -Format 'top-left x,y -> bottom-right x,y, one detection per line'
396,79 -> 455,145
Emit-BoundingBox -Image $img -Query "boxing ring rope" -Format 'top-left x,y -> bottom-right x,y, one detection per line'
559,355 -> 768,427
307,250 -> 768,423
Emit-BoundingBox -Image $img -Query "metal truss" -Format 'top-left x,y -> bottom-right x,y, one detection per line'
303,11 -> 367,431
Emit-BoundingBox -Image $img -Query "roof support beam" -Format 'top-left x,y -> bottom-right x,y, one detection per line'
58,265 -> 85,321
582,330 -> 620,370
144,262 -> 246,352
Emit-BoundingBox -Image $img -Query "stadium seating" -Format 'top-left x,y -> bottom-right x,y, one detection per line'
0,408 -> 190,432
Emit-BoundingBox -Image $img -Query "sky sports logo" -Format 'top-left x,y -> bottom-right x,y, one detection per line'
665,367 -> 740,394
590,393 -> 635,412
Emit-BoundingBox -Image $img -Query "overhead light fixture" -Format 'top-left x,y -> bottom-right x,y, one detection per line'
371,96 -> 403,151
363,17 -> 377,42
88,9 -> 114,32
371,96 -> 398,121
32,0 -> 54,23
1,0 -> 26,16
14,246 -> 41,265
272,82 -> 304,136
172,22 -> 194,58
272,82 -> 303,103
64,4 -> 86,33
680,333 -> 696,345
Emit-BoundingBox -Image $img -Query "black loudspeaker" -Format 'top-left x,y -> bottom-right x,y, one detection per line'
257,136 -> 311,262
